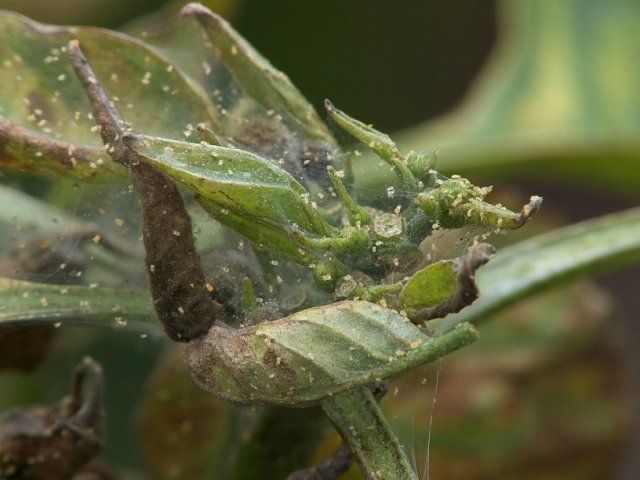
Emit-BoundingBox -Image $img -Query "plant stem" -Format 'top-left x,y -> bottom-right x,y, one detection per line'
321,387 -> 418,480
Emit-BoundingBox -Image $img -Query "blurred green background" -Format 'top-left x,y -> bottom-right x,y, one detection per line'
1,1 -> 639,479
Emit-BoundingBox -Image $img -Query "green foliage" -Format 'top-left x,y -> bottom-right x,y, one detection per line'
0,276 -> 155,333
398,261 -> 458,311
1,2 -> 640,479
322,387 -> 418,480
181,3 -> 334,146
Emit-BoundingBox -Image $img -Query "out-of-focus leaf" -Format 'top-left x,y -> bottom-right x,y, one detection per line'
398,261 -> 457,310
0,183 -> 143,289
126,134 -> 328,262
227,405 -> 330,480
0,184 -> 147,371
0,0 -> 240,29
186,300 -> 478,405
0,184 -> 140,372
0,184 -> 82,232
124,0 -> 243,36
436,207 -> 640,332
0,11 -> 215,179
0,277 -> 156,333
358,0 -> 640,194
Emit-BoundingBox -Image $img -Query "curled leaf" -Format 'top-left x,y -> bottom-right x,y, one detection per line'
0,357 -> 104,480
68,39 -> 220,343
186,300 -> 478,405
325,100 -> 399,162
404,242 -> 495,322
133,3 -> 336,186
325,100 -> 417,189
398,261 -> 458,311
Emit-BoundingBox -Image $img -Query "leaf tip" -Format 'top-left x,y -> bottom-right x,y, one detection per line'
324,98 -> 336,112
515,195 -> 543,228
181,2 -> 220,23
465,241 -> 496,270
67,38 -> 86,67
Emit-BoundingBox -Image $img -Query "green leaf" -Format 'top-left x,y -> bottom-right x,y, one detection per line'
0,276 -> 157,334
186,300 -> 478,405
398,261 -> 458,310
0,11 -> 215,179
126,134 -> 328,262
0,184 -> 142,286
0,184 -> 82,233
325,99 -> 399,163
434,207 -> 640,333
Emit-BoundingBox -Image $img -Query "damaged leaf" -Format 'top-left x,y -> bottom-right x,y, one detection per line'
403,243 -> 495,322
0,357 -> 104,480
415,177 -> 542,231
186,300 -> 478,405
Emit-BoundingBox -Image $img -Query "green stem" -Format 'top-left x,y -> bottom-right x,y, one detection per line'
321,387 -> 418,480
327,165 -> 371,225
356,282 -> 403,302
